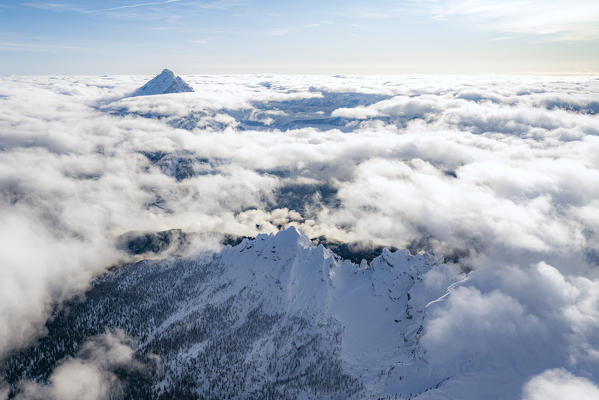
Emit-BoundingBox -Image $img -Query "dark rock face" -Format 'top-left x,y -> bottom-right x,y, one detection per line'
311,236 -> 396,264
271,183 -> 339,215
140,151 -> 215,182
117,229 -> 189,256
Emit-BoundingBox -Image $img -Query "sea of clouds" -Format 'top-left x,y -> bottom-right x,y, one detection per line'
1,73 -> 599,398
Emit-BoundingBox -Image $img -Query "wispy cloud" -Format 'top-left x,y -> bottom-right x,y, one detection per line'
337,7 -> 395,20
21,0 -> 183,14
429,0 -> 599,40
190,37 -> 212,44
489,36 -> 516,41
95,0 -> 180,12
188,0 -> 248,10
0,41 -> 86,52
331,4 -> 417,20
20,2 -> 86,12
268,29 -> 289,37
20,0 -> 248,15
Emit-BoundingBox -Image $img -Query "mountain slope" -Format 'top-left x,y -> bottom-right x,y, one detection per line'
4,228 -> 461,399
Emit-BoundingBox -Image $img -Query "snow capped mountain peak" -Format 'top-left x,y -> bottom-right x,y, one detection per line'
159,68 -> 174,77
5,227 -> 464,398
131,68 -> 194,97
267,225 -> 313,249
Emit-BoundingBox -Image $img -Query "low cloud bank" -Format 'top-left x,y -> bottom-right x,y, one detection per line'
10,330 -> 156,400
1,74 -> 599,396
522,369 -> 599,400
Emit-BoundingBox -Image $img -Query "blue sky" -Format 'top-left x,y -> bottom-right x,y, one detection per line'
1,0 -> 598,74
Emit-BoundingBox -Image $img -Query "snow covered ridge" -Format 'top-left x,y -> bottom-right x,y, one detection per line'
130,69 -> 194,97
6,227 -> 599,399
4,227 -> 461,399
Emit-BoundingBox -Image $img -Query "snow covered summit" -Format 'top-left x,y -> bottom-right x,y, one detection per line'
131,68 -> 194,96
5,227 -> 467,399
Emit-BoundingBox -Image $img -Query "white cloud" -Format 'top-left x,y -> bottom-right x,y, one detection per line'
412,260 -> 599,397
14,330 -> 147,400
429,0 -> 599,40
522,369 -> 599,400
1,74 -> 599,396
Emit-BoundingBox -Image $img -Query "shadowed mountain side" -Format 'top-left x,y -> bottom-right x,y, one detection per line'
4,228 -> 455,399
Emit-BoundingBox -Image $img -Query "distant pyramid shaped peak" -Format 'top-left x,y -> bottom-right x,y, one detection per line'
131,68 -> 194,97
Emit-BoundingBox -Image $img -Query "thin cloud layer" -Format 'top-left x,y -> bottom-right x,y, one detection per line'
429,0 -> 599,40
12,330 -> 155,400
522,369 -> 599,400
1,74 -> 599,397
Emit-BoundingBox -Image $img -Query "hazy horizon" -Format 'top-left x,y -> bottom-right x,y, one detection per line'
1,0 -> 598,75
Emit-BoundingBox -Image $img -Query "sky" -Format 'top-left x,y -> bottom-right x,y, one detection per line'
1,0 -> 599,74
